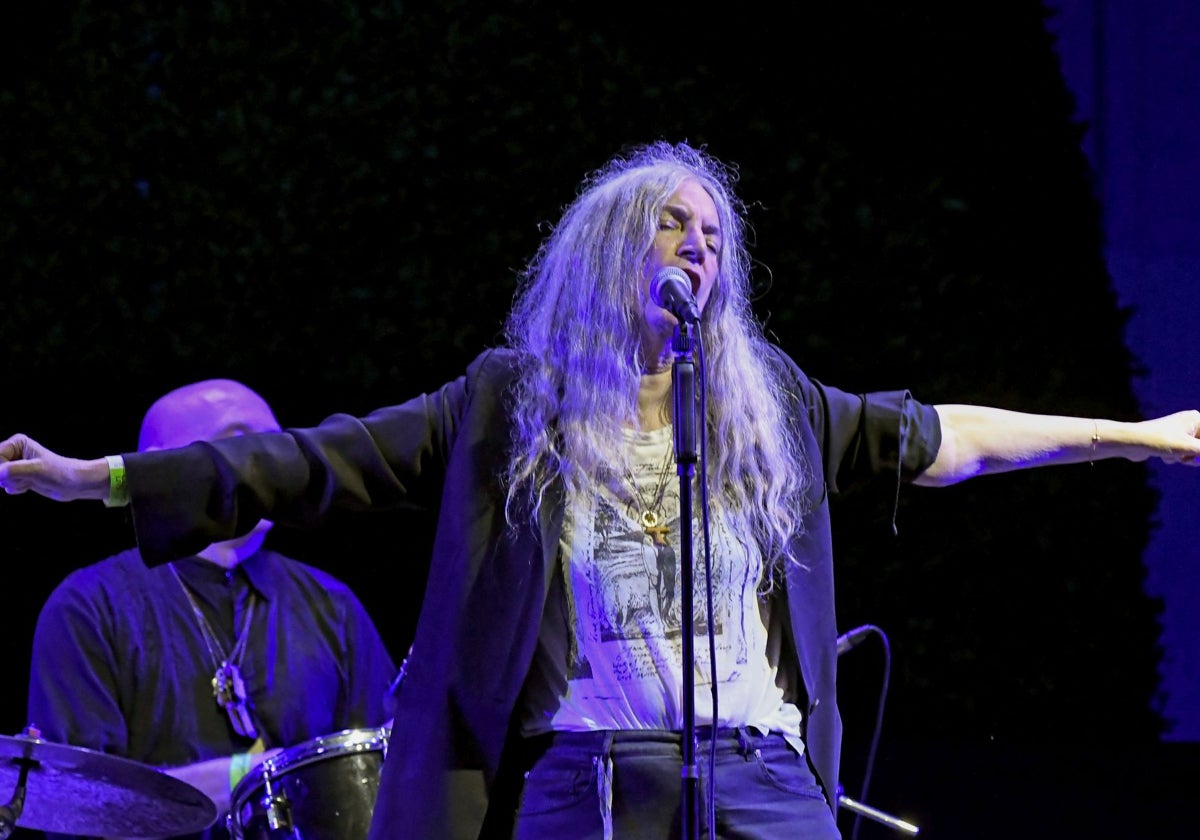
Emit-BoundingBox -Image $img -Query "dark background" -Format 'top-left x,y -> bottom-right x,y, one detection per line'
2,2 -> 1197,838
1046,0 -> 1200,746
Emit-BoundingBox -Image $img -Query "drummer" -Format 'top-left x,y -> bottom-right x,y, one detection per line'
25,379 -> 398,839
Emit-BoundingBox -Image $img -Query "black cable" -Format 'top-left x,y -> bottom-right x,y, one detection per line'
842,623 -> 890,840
695,328 -> 719,836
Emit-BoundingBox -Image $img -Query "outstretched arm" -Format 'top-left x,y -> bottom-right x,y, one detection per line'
915,406 -> 1200,487
0,434 -> 111,502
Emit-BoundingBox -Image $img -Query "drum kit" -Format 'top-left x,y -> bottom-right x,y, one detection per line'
0,724 -> 389,840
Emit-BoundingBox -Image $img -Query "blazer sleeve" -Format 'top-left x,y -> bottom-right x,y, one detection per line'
124,350 -> 500,566
774,349 -> 942,495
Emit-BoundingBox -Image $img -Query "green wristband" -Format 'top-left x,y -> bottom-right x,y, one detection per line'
103,455 -> 129,508
229,751 -> 252,792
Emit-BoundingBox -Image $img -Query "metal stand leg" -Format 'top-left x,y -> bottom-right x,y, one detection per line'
838,791 -> 921,836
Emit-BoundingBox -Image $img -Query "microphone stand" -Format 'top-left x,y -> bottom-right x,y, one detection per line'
670,320 -> 700,840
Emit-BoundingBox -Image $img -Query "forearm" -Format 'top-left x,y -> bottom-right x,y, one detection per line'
160,745 -> 279,818
161,755 -> 237,816
0,434 -> 111,502
914,404 -> 1200,486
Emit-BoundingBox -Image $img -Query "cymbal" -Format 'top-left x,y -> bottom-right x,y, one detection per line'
0,731 -> 217,838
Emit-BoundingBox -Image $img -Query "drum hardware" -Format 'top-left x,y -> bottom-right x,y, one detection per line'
259,758 -> 292,833
0,724 -> 216,838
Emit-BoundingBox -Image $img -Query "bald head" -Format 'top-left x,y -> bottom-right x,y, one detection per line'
138,379 -> 281,451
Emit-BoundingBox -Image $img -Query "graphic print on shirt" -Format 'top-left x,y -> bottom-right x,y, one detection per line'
588,493 -> 695,644
558,430 -> 764,731
550,429 -> 802,733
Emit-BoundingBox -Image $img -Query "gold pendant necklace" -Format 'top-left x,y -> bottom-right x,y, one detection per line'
630,444 -> 674,545
169,563 -> 259,739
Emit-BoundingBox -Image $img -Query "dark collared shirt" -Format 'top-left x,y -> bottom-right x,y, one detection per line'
27,547 -> 397,840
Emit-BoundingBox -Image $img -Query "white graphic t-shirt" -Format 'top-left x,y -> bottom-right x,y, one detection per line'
526,426 -> 802,738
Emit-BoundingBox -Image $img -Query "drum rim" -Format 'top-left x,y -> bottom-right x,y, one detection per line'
230,724 -> 391,799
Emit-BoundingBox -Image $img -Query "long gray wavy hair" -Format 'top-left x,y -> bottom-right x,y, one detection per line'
502,140 -> 813,578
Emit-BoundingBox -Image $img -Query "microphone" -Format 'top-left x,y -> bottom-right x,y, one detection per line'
650,266 -> 701,324
836,624 -> 874,656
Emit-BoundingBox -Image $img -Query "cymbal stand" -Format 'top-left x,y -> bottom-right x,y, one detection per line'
0,734 -> 33,840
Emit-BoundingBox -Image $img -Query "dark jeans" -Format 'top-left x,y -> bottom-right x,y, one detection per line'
513,728 -> 841,840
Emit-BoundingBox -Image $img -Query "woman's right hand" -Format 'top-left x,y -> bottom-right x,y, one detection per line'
0,434 -> 111,502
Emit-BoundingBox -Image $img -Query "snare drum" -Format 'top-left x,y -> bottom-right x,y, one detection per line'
228,726 -> 390,840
